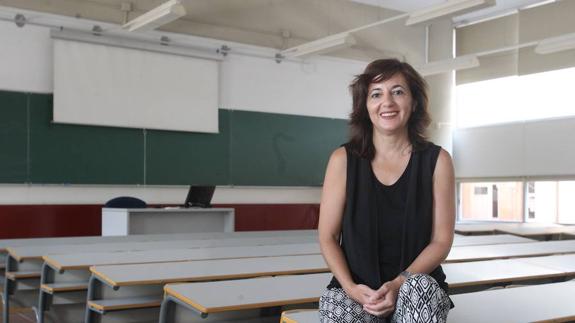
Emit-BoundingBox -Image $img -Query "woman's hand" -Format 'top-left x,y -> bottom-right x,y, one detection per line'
362,278 -> 403,317
345,283 -> 378,305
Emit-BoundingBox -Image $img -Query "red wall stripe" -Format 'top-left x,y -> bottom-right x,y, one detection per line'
0,204 -> 319,239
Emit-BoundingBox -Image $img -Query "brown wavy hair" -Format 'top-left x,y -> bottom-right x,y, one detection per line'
348,58 -> 431,160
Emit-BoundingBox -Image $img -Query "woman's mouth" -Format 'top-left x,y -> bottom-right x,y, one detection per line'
379,111 -> 398,118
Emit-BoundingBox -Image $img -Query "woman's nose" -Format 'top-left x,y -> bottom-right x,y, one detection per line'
381,92 -> 394,106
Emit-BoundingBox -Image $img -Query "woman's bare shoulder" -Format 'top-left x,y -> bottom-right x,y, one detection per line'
329,146 -> 347,168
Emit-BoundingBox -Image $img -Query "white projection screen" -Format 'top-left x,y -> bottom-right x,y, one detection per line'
53,39 -> 219,133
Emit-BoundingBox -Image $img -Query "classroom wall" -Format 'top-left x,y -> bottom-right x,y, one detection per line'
0,10 -> 454,237
0,18 -> 359,187
0,17 -> 354,237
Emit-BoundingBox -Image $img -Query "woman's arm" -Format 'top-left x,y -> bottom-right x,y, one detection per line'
318,147 -> 377,305
364,148 -> 456,316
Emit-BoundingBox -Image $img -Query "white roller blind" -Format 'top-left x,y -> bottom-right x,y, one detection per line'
454,117 -> 575,178
518,0 -> 575,76
53,39 -> 219,133
456,14 -> 518,85
456,1 -> 575,84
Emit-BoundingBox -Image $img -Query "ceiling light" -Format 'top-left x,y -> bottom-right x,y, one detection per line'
535,32 -> 575,54
416,55 -> 480,76
122,0 -> 186,32
281,33 -> 356,58
406,0 -> 496,26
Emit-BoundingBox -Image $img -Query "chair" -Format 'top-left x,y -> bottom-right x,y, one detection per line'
104,196 -> 147,208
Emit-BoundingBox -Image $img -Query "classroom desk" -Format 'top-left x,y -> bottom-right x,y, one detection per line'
0,230 -> 316,267
7,235 -> 317,262
496,225 -> 575,241
101,207 -> 235,235
85,254 -> 329,323
515,254 -> 575,272
2,231 -> 316,323
454,222 -> 564,236
160,273 -> 332,323
447,280 -> 575,323
451,234 -> 534,246
445,239 -> 575,263
454,223 -> 500,235
443,257 -> 568,289
37,243 -> 321,323
0,230 -> 317,254
43,242 -> 320,271
159,255 -> 575,323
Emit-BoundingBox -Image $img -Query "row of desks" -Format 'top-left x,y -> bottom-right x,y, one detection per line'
3,233 -> 533,263
80,239 -> 575,287
276,285 -> 575,323
1,227 -> 572,322
4,230 -> 319,323
37,233 -> 531,274
280,280 -> 575,323
51,239 -> 575,322
3,233 -> 321,322
156,253 -> 575,322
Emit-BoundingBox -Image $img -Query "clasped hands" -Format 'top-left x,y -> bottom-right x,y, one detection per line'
347,278 -> 403,318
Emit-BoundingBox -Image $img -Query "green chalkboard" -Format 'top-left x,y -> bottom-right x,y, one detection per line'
146,109 -> 230,185
0,90 -> 349,186
0,91 -> 28,182
29,93 -> 145,184
230,110 -> 348,186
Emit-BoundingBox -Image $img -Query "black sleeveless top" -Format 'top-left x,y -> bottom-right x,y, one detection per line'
327,142 -> 449,294
374,153 -> 411,284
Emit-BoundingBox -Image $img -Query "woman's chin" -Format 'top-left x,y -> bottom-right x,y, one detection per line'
374,122 -> 406,135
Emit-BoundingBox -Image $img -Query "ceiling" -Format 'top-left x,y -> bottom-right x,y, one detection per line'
0,0 -> 555,61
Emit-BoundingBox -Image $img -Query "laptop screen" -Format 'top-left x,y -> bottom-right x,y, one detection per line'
184,186 -> 215,208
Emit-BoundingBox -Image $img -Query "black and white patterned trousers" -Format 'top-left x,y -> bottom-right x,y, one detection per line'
319,274 -> 452,323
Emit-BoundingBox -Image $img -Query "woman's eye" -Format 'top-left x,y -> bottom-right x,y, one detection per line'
370,92 -> 381,99
392,89 -> 404,96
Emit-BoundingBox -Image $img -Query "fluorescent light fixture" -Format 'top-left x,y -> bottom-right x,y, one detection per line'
281,33 -> 356,58
122,0 -> 186,32
535,32 -> 575,54
416,55 -> 480,76
406,0 -> 496,26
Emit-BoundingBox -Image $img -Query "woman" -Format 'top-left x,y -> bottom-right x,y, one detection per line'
318,59 -> 455,323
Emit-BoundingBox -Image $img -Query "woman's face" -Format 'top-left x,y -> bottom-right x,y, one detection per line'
366,72 -> 413,135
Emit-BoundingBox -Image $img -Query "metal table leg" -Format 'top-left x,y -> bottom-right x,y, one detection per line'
159,294 -> 209,323
37,262 -> 55,323
2,255 -> 17,323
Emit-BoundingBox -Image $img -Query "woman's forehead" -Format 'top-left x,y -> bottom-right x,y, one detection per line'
369,73 -> 408,90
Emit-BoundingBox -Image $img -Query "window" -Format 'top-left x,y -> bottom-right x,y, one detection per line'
526,180 -> 575,224
458,180 -> 575,224
459,182 -> 523,222
456,67 -> 575,128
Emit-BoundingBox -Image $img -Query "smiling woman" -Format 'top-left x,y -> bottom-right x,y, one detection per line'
318,59 -> 455,323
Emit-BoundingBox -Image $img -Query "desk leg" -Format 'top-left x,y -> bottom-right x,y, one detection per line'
37,262 -> 55,323
84,275 -> 100,323
158,296 -> 174,323
2,255 -> 17,323
159,294 -> 209,322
